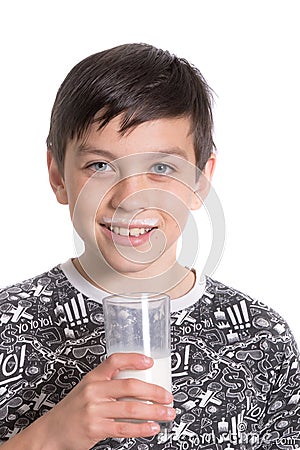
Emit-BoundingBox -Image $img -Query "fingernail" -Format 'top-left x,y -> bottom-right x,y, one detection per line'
150,422 -> 160,433
143,355 -> 152,364
166,392 -> 173,402
167,407 -> 176,418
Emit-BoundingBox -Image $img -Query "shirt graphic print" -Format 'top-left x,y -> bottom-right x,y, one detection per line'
0,264 -> 299,449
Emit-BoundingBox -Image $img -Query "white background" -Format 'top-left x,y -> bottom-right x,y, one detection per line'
0,1 -> 299,344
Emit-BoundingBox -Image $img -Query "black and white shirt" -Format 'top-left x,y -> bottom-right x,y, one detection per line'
0,260 -> 299,449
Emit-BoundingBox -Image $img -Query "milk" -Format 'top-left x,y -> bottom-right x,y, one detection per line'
113,355 -> 172,406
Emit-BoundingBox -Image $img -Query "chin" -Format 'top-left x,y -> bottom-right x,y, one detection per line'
103,252 -> 155,276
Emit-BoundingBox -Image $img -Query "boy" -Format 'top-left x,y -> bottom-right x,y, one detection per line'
0,43 -> 299,449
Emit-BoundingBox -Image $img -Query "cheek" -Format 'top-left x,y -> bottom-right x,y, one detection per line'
69,184 -> 102,241
161,196 -> 191,232
163,213 -> 187,244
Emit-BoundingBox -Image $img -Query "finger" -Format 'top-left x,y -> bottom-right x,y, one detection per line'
99,379 -> 173,405
99,419 -> 162,439
89,353 -> 154,381
99,400 -> 176,422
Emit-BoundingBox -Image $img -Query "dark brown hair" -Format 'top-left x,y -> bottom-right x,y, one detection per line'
47,43 -> 215,173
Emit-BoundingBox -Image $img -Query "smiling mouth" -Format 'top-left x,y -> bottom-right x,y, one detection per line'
101,224 -> 157,237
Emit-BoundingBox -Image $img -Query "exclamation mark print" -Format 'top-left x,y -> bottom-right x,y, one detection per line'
226,306 -> 238,329
245,389 -> 252,410
19,344 -> 26,373
71,297 -> 81,325
184,345 -> 190,370
78,293 -> 88,324
231,415 -> 237,437
233,304 -> 244,329
64,303 -> 75,326
237,411 -> 244,438
240,300 -> 251,328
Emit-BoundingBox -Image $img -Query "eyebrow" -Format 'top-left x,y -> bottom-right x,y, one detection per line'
77,144 -> 116,159
76,143 -> 189,160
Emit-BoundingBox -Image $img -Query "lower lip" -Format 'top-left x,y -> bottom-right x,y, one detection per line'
100,225 -> 156,247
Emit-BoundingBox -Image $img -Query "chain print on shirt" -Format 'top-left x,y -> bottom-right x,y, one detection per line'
0,266 -> 299,449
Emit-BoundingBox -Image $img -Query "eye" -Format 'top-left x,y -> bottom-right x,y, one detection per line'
89,161 -> 113,172
151,163 -> 173,175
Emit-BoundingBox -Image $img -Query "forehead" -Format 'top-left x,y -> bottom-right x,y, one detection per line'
70,115 -> 196,162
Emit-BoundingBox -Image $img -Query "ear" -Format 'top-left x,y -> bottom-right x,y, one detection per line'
190,153 -> 217,210
47,150 -> 68,205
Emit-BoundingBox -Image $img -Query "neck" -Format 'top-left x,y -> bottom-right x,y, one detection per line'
72,252 -> 196,299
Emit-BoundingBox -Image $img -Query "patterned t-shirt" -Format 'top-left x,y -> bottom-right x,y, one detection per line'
0,260 -> 299,449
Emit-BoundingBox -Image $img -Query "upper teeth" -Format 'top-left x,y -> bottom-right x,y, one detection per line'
107,226 -> 153,236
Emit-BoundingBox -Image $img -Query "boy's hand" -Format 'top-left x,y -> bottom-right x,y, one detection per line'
19,353 -> 175,450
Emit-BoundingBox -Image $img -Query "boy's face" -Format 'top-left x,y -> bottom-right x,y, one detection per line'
48,115 -> 215,280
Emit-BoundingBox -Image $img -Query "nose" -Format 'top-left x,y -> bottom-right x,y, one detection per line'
110,174 -> 152,212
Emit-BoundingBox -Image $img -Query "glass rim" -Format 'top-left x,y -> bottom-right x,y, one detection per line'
102,292 -> 170,304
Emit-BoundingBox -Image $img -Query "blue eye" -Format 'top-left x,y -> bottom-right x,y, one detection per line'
151,163 -> 173,175
90,162 -> 112,172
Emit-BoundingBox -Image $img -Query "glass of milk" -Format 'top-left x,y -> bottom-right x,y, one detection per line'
102,292 -> 172,436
